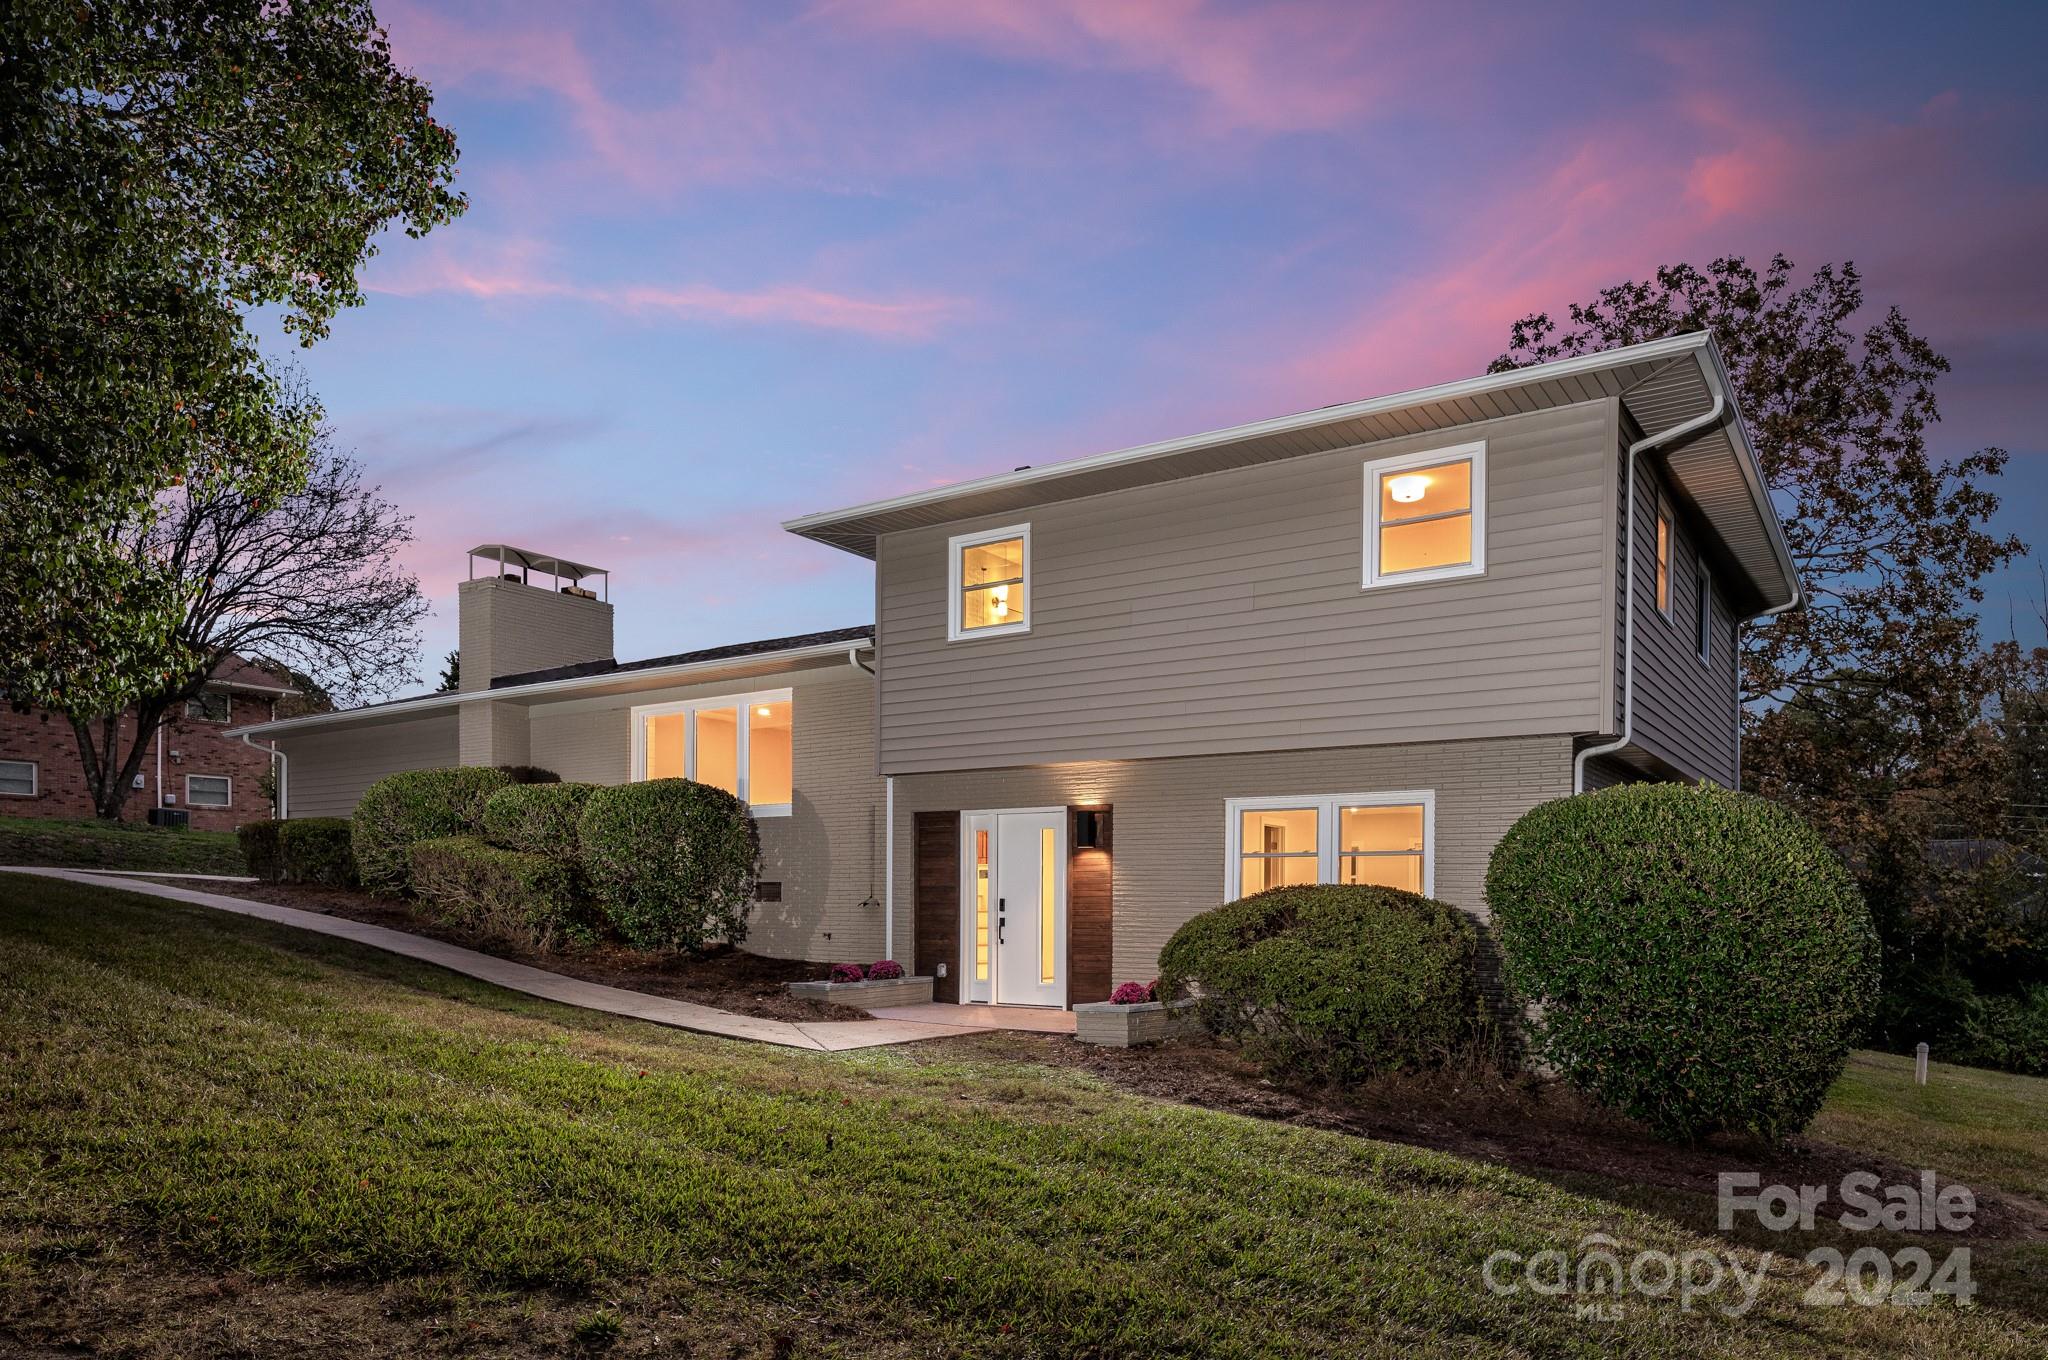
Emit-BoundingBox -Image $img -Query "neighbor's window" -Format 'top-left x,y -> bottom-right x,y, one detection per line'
185,775 -> 231,808
186,689 -> 231,722
1225,793 -> 1433,900
1362,441 -> 1486,588
949,524 -> 1030,640
1655,496 -> 1673,617
0,759 -> 36,797
632,689 -> 793,815
1695,557 -> 1713,665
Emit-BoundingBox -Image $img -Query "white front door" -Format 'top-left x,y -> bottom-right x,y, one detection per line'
961,809 -> 1066,1007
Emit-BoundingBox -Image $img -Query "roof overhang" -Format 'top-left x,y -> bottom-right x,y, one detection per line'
784,332 -> 1799,612
228,638 -> 871,740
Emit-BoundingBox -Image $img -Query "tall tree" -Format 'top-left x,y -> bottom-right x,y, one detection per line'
1,0 -> 461,716
70,436 -> 427,820
1489,255 -> 2023,724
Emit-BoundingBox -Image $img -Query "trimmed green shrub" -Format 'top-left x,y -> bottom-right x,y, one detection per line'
497,765 -> 561,785
1157,884 -> 1486,1084
279,818 -> 357,887
481,781 -> 598,858
351,766 -> 512,895
408,835 -> 590,949
1486,783 -> 1878,1142
237,820 -> 284,881
578,779 -> 758,952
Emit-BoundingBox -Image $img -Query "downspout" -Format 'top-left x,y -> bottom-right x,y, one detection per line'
845,644 -> 891,959
1732,586 -> 1804,789
240,733 -> 285,820
1573,393 -> 1727,794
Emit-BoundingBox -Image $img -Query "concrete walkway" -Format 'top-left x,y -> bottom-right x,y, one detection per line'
869,1002 -> 1077,1034
3,867 -> 965,1052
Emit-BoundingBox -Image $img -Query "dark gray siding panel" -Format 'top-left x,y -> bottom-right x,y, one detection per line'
876,402 -> 1615,775
1626,459 -> 1741,785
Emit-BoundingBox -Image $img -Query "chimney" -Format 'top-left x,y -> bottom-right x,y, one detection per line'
457,545 -> 615,767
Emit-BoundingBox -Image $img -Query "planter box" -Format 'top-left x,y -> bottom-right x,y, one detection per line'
1074,999 -> 1198,1048
787,975 -> 935,1010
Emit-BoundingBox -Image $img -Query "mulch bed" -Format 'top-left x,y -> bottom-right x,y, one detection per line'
923,1030 -> 2048,1244
141,878 -> 850,1023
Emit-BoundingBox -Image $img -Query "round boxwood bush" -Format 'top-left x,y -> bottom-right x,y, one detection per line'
481,781 -> 598,858
577,778 -> 758,952
351,766 -> 512,895
1157,884 -> 1485,1084
1486,783 -> 1877,1142
278,817 -> 357,887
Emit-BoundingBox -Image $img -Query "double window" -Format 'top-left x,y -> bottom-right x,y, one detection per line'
630,689 -> 793,816
1224,792 -> 1434,899
948,524 -> 1030,640
185,774 -> 231,808
1362,441 -> 1486,589
0,759 -> 36,797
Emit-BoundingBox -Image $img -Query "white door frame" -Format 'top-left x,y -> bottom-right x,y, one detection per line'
959,807 -> 1068,1008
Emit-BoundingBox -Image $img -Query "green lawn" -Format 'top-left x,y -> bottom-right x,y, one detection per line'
1813,1050 -> 2048,1203
0,815 -> 243,874
1,874 -> 2042,1358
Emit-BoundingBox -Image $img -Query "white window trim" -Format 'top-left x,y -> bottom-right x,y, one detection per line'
947,522 -> 1032,642
628,687 -> 794,818
184,774 -> 232,809
0,759 -> 37,798
185,690 -> 232,723
1361,440 -> 1487,590
1222,790 -> 1436,900
1695,555 -> 1712,666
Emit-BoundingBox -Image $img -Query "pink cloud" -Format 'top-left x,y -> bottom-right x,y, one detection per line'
830,0 -> 1412,134
367,235 -> 966,340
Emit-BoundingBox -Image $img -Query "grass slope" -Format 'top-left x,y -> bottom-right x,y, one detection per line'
0,815 -> 243,874
1814,1050 -> 2048,1203
1,874 -> 2041,1358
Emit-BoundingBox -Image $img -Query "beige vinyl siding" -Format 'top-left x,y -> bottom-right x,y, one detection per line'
527,659 -> 885,962
890,734 -> 1572,984
875,402 -> 1616,775
1624,460 -> 1741,785
276,712 -> 459,818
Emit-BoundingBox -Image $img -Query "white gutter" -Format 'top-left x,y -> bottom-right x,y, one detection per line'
1573,392 -> 1728,794
227,636 -> 874,740
785,331 -> 1716,541
239,733 -> 285,819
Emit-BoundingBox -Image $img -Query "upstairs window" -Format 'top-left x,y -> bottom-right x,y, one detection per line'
1362,441 -> 1486,588
1696,557 -> 1713,664
1655,496 -> 1673,617
631,689 -> 793,815
186,689 -> 231,723
949,524 -> 1031,640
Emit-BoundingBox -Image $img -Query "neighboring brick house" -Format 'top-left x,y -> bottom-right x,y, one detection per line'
0,658 -> 296,832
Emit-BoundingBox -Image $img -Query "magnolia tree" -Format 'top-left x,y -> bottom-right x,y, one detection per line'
0,0 -> 462,716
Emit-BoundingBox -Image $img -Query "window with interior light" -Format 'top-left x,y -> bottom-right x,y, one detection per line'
629,688 -> 794,815
948,523 -> 1030,640
1655,495 -> 1673,617
1362,442 -> 1485,588
1224,792 -> 1434,900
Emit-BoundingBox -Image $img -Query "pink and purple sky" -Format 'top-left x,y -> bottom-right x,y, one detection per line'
262,0 -> 2048,690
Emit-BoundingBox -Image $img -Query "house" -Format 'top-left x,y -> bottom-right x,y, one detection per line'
2,657 -> 299,831
230,333 -> 1799,1006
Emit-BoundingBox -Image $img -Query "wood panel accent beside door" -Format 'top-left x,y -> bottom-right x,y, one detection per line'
914,811 -> 961,1003
1067,805 -> 1113,1004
